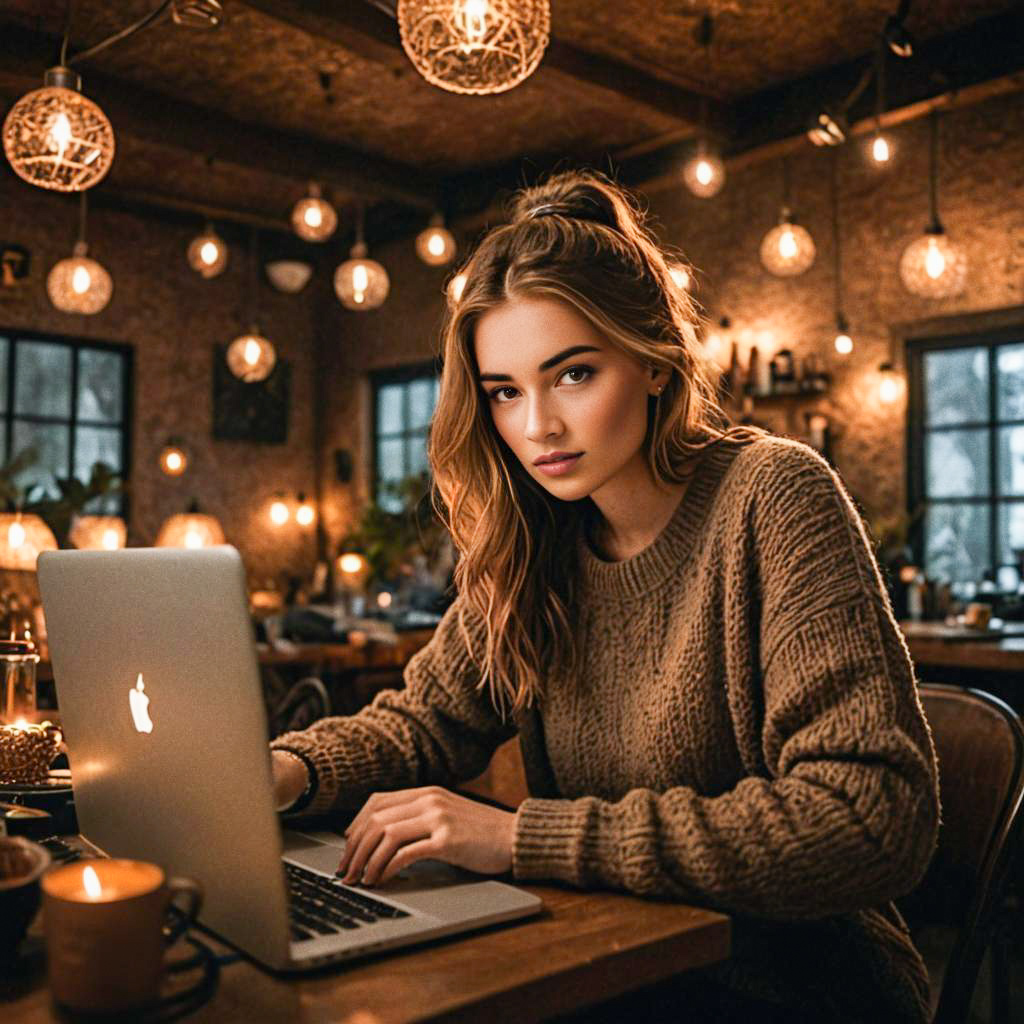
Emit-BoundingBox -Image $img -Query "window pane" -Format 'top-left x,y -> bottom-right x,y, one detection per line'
11,420 -> 70,498
406,433 -> 429,477
925,503 -> 989,583
77,349 -> 122,423
924,347 -> 987,427
0,336 -> 8,413
377,384 -> 404,435
926,428 -> 989,498
997,426 -> 1024,496
997,342 -> 1024,421
75,425 -> 121,480
14,340 -> 72,418
0,422 -> 6,462
408,378 -> 435,430
998,502 -> 1024,566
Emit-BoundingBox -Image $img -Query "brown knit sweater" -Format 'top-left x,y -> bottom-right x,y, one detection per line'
272,434 -> 940,1023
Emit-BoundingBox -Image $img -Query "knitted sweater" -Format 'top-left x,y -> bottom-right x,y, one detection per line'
272,434 -> 940,1023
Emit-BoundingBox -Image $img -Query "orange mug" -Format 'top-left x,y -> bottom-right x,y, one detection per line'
42,859 -> 202,1013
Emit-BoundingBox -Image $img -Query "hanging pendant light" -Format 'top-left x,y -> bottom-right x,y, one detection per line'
900,109 -> 967,299
158,439 -> 188,476
269,494 -> 290,526
830,152 -> 853,356
334,206 -> 389,311
760,158 -> 816,277
187,222 -> 228,278
682,18 -> 725,199
877,362 -> 903,404
3,66 -> 115,192
69,514 -> 126,550
226,229 -> 277,382
397,0 -> 550,96
295,493 -> 316,527
416,213 -> 457,266
0,512 -> 58,571
869,42 -> 893,165
47,192 -> 112,315
155,500 -> 225,548
291,183 -> 337,243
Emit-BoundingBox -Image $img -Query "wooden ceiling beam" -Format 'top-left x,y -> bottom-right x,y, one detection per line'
242,0 -> 724,130
0,22 -> 438,212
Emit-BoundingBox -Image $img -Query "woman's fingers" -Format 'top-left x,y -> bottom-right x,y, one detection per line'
358,819 -> 439,886
340,792 -> 438,882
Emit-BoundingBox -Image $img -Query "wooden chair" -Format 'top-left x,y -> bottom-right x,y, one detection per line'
900,684 -> 1024,1024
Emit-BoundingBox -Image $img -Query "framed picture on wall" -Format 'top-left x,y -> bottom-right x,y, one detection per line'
212,344 -> 289,443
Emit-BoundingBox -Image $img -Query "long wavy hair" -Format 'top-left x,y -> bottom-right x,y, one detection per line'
428,170 -> 764,717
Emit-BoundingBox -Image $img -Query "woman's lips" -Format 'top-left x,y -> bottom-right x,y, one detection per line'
535,453 -> 583,477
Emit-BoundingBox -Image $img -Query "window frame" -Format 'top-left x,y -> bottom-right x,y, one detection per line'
907,320 -> 1024,582
0,327 -> 134,519
369,359 -> 442,509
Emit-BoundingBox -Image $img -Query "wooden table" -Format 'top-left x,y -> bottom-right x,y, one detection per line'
900,620 -> 1024,674
3,876 -> 730,1023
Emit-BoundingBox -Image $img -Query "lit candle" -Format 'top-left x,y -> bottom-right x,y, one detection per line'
42,859 -> 202,1012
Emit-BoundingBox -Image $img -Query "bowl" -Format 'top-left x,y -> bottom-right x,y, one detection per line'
0,836 -> 52,961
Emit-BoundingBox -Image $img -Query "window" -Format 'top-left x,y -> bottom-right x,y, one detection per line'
908,325 -> 1024,590
0,330 -> 132,513
372,363 -> 440,512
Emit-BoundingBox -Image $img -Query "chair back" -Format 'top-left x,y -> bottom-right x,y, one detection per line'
903,684 -> 1024,1024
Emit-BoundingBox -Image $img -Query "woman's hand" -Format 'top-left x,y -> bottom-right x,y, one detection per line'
270,750 -> 309,812
338,786 -> 516,886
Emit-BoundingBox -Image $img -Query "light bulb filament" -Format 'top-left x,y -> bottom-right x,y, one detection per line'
925,238 -> 946,279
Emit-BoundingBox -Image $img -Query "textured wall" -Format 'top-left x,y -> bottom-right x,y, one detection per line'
316,89 -> 1024,546
0,171 -> 324,588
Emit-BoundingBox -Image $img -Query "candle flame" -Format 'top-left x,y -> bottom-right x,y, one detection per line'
83,864 -> 103,900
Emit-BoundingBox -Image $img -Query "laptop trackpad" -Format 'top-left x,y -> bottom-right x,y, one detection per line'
282,829 -> 467,890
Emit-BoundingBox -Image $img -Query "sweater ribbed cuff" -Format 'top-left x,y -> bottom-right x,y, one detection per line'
512,797 -> 613,888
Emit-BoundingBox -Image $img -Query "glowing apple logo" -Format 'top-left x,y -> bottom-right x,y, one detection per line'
129,673 -> 154,734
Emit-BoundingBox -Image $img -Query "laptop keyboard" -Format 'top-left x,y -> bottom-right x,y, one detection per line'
284,861 -> 410,942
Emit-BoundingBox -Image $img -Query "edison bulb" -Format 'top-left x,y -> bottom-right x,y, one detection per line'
760,218 -> 816,277
899,230 -> 967,298
8,520 -> 25,549
682,146 -> 725,199
269,499 -> 289,525
334,244 -> 389,310
416,220 -> 457,266
834,332 -> 853,355
187,227 -> 228,278
871,134 -> 891,163
291,186 -> 337,242
226,331 -> 276,382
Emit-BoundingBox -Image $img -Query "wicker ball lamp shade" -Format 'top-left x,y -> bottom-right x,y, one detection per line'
187,226 -> 228,278
760,217 -> 816,277
2,68 -> 115,192
47,242 -> 112,315
226,330 -> 276,382
0,514 -> 58,571
397,0 -> 550,95
155,513 -> 225,549
334,243 -> 390,310
69,515 -> 126,551
291,185 -> 338,243
899,230 -> 967,299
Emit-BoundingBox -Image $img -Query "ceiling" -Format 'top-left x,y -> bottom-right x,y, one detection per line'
1,1 -> 1021,243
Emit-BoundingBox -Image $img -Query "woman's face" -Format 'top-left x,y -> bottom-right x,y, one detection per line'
473,296 -> 665,503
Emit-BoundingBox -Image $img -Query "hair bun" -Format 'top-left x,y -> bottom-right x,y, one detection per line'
510,171 -> 623,231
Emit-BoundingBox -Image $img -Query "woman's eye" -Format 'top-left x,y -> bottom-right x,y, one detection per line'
489,386 -> 517,402
561,365 -> 593,384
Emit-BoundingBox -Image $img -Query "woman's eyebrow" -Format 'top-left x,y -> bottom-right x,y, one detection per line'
478,345 -> 601,382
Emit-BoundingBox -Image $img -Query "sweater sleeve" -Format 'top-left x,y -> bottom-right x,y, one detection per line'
512,443 -> 941,920
270,594 -> 516,814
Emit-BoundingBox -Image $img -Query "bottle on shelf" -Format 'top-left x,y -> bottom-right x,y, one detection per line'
745,346 -> 760,399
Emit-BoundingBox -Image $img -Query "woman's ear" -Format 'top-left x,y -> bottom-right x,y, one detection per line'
649,365 -> 670,395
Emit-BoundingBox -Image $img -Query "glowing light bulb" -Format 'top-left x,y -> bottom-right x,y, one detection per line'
50,111 -> 72,160
244,338 -> 261,365
695,160 -> 714,186
184,529 -> 203,549
427,232 -> 445,257
82,865 -> 103,901
339,553 -> 365,574
879,376 -> 900,403
296,503 -> 315,527
778,228 -> 798,260
102,528 -> 119,550
304,205 -> 322,228
270,500 -> 289,525
200,241 -> 219,265
925,237 -> 946,279
353,265 -> 369,292
8,521 -> 25,548
872,135 -> 890,163
455,0 -> 490,48
166,452 -> 182,471
377,590 -> 393,609
835,332 -> 853,355
71,265 -> 91,293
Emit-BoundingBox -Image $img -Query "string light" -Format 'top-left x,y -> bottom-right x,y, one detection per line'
226,229 -> 277,381
416,214 -> 456,266
269,495 -> 289,526
291,183 -> 337,243
397,0 -> 550,95
187,223 -> 228,278
334,207 -> 389,311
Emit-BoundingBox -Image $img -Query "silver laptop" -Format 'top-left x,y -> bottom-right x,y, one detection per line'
37,546 -> 541,971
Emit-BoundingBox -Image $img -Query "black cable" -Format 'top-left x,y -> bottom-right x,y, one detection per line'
830,149 -> 843,323
59,0 -> 74,67
928,109 -> 942,232
67,1 -> 173,66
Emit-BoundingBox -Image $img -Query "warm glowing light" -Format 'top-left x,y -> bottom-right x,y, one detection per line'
925,238 -> 946,279
683,145 -> 725,198
156,512 -> 226,549
377,590 -> 393,609
397,0 -> 550,95
291,186 -> 337,242
878,364 -> 903,405
448,272 -> 468,303
334,244 -> 389,310
71,264 -> 91,293
244,338 -> 261,365
353,265 -> 369,292
872,135 -> 891,163
269,500 -> 289,526
47,242 -> 112,315
159,444 -> 187,476
834,332 -> 853,355
899,230 -> 967,299
70,515 -> 126,551
102,529 -> 119,549
339,553 -> 366,575
8,521 -> 25,548
82,865 -> 103,901
778,228 -> 797,260
695,160 -> 712,186
304,205 -> 322,228
295,500 -> 315,527
187,227 -> 228,278
760,218 -> 816,277
184,529 -> 203,549
226,331 -> 276,382
200,241 -> 218,265
428,233 -> 445,256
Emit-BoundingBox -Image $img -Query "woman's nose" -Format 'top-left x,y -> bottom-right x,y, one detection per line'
524,397 -> 562,442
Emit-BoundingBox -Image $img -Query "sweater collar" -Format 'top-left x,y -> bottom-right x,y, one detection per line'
578,439 -> 747,601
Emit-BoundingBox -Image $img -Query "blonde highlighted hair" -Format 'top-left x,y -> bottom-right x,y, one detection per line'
428,170 -> 763,716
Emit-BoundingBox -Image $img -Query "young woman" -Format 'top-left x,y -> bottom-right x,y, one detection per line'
271,172 -> 939,1023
